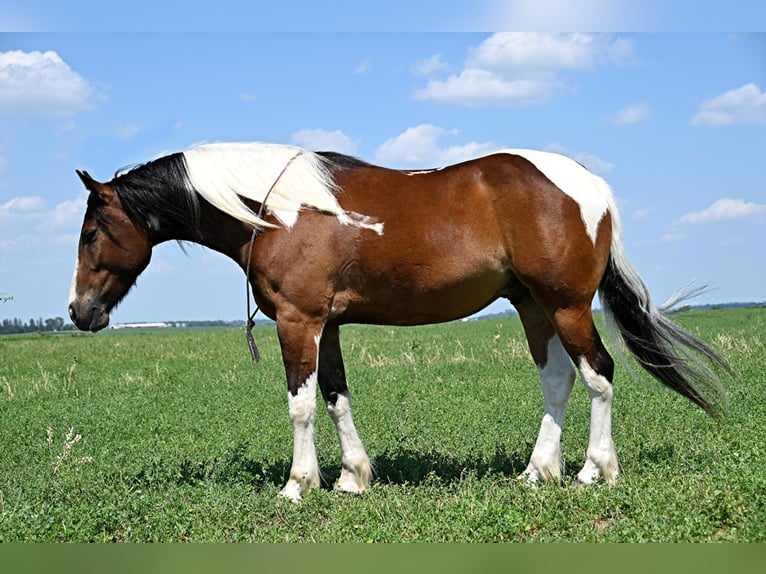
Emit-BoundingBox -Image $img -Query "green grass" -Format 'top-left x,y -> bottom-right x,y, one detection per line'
0,307 -> 764,542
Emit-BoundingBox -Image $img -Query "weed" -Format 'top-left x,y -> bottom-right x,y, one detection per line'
1,376 -> 13,399
64,356 -> 77,391
46,426 -> 93,473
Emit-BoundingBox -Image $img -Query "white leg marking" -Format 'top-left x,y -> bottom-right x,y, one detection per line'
521,335 -> 576,484
279,372 -> 321,502
576,357 -> 619,485
326,392 -> 372,494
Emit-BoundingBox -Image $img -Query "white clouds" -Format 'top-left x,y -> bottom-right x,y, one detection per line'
0,195 -> 46,217
631,207 -> 651,220
414,69 -> 557,107
354,61 -> 371,75
653,197 -> 764,248
467,32 -> 602,73
0,193 -> 85,234
375,124 -> 497,167
43,195 -> 88,230
679,198 -> 766,224
690,83 -> 766,127
660,231 -> 687,243
0,50 -> 95,117
411,54 -> 449,76
413,33 -> 631,107
609,103 -> 651,125
114,124 -> 140,139
291,129 -> 359,155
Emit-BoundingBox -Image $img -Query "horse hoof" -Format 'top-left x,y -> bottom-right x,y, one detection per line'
334,476 -> 367,495
279,481 -> 305,503
335,485 -> 364,495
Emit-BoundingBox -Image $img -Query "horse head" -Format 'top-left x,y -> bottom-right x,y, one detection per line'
68,170 -> 152,331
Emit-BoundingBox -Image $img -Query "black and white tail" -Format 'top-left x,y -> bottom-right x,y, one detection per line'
598,214 -> 732,417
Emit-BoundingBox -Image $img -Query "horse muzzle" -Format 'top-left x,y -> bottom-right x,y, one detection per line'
68,299 -> 110,332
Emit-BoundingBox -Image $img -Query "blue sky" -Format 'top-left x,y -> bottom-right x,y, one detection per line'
1,5 -> 765,324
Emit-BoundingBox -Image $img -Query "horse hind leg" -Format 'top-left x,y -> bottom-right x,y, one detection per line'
318,324 -> 372,494
515,296 -> 576,484
553,305 -> 619,485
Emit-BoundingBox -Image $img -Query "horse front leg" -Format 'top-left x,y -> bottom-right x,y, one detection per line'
318,324 -> 372,494
276,313 -> 324,501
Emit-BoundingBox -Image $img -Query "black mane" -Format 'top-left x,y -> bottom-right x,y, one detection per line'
108,153 -> 200,238
316,151 -> 373,170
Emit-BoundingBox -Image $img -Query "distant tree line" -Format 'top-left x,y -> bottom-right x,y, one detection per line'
0,317 -> 271,334
1,317 -> 74,335
1,289 -> 271,335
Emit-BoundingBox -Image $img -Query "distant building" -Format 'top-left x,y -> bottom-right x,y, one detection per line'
110,322 -> 170,329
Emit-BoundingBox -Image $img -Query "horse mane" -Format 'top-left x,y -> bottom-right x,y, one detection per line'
182,143 -> 360,229
109,153 -> 201,236
316,151 -> 373,170
108,143 -> 383,236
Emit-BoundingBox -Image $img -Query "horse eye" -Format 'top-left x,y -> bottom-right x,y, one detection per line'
81,229 -> 98,245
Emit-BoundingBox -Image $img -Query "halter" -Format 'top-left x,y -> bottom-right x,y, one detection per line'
244,150 -> 303,362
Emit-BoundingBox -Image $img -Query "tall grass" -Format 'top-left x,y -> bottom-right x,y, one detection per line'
0,308 -> 764,541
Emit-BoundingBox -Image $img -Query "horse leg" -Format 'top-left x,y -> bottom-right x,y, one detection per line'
515,296 -> 576,483
318,324 -> 372,494
552,305 -> 619,484
276,312 -> 324,501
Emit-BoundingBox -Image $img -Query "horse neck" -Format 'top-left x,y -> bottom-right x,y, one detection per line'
151,199 -> 252,268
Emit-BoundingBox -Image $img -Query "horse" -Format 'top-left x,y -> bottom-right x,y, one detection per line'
68,142 -> 730,500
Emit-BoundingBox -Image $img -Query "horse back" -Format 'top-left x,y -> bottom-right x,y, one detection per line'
253,152 -> 612,325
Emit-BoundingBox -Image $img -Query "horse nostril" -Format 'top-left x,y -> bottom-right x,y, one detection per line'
68,304 -> 77,321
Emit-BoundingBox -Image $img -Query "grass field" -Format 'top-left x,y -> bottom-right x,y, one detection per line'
0,307 -> 764,542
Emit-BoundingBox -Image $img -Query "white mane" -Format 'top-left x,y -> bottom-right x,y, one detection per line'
182,142 -> 382,233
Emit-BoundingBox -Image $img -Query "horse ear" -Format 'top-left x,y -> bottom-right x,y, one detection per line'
76,169 -> 100,191
76,170 -> 114,203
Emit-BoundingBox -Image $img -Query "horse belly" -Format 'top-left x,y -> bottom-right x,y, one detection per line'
336,243 -> 509,326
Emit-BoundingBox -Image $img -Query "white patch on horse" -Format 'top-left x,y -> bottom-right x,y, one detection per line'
147,214 -> 161,232
521,334 -> 576,484
337,211 -> 385,235
403,169 -> 439,176
280,370 -> 321,501
501,149 -> 612,244
68,254 -> 80,307
280,325 -> 325,502
182,142 -> 383,233
576,356 -> 619,484
326,391 -> 372,493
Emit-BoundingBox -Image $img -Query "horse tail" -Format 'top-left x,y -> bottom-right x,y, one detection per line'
597,200 -> 732,418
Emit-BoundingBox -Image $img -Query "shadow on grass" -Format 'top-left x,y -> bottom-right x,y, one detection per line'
124,439 -> 659,491
130,442 -> 291,489
124,442 -> 541,490
370,445 -> 530,486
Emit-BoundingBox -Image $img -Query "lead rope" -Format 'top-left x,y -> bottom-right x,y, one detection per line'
244,150 -> 303,362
